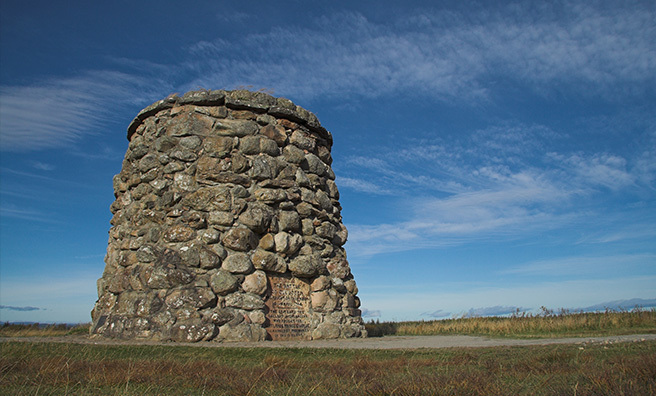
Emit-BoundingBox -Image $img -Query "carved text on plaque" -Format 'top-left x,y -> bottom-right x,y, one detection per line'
265,274 -> 311,340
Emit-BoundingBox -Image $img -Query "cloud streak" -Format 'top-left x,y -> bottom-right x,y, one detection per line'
0,305 -> 43,312
3,2 -> 652,154
0,71 -> 168,152
340,111 -> 655,258
421,310 -> 451,319
0,204 -> 62,223
579,298 -> 656,312
463,306 -> 529,318
505,254 -> 656,276
186,1 -> 655,102
360,308 -> 382,318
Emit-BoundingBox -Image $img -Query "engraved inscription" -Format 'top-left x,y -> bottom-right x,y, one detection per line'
265,274 -> 311,340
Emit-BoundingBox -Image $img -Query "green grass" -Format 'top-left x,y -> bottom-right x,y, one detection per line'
1,340 -> 655,395
0,323 -> 90,338
366,308 -> 656,338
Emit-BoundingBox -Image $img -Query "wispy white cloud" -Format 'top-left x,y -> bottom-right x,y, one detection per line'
4,2 -> 651,154
215,10 -> 252,24
463,306 -> 529,318
0,167 -> 93,188
579,298 -> 656,312
346,175 -> 577,257
549,152 -> 635,191
504,254 -> 656,276
185,2 -> 655,102
337,176 -> 391,195
344,146 -> 651,256
340,110 -> 654,257
343,133 -> 584,256
0,71 -> 167,152
421,309 -> 451,319
0,204 -> 62,223
471,123 -> 563,165
360,308 -> 381,318
31,161 -> 55,171
579,223 -> 656,245
69,143 -> 126,161
634,130 -> 656,188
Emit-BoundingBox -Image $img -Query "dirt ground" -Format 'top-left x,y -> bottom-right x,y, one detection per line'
3,333 -> 655,349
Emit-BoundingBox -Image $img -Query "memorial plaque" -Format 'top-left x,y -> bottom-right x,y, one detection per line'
265,274 -> 312,340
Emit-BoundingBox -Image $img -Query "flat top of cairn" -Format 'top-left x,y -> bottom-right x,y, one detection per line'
127,90 -> 331,144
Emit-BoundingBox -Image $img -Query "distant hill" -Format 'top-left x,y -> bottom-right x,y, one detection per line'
580,298 -> 656,312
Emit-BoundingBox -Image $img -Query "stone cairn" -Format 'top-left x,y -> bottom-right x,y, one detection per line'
90,90 -> 366,342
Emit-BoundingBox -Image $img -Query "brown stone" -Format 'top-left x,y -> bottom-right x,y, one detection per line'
231,109 -> 257,120
311,275 -> 330,292
167,111 -> 214,137
170,320 -> 216,342
288,254 -> 323,278
278,118 -> 298,130
239,135 -> 262,155
242,270 -> 267,295
182,185 -> 231,212
199,247 -> 221,269
225,292 -> 265,310
258,233 -> 275,251
260,137 -> 279,156
290,130 -> 315,151
238,203 -> 274,233
253,188 -> 287,202
311,290 -> 329,310
312,322 -> 340,339
261,124 -> 287,146
222,227 -> 256,251
210,270 -> 239,295
213,119 -> 259,137
252,249 -> 286,273
162,225 -> 195,242
278,210 -> 301,232
222,253 -> 253,274
344,279 -> 358,295
326,257 -> 351,279
203,137 -> 234,157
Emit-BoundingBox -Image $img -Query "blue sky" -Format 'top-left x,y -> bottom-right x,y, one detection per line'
1,0 -> 654,323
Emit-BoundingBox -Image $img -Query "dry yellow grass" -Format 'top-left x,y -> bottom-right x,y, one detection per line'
367,308 -> 656,338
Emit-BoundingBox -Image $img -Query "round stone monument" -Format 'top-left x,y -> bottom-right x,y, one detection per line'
90,90 -> 366,342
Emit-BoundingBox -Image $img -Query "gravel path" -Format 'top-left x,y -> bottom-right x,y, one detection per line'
3,334 -> 655,349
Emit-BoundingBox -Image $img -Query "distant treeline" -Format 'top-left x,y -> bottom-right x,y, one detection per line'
0,322 -> 89,337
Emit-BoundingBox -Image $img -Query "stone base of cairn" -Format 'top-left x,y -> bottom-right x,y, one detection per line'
90,90 -> 366,342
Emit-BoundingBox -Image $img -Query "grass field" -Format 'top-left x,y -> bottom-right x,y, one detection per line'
365,308 -> 656,338
1,310 -> 655,395
1,340 -> 655,395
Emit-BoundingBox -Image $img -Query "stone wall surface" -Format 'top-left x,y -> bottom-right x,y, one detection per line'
90,90 -> 366,342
